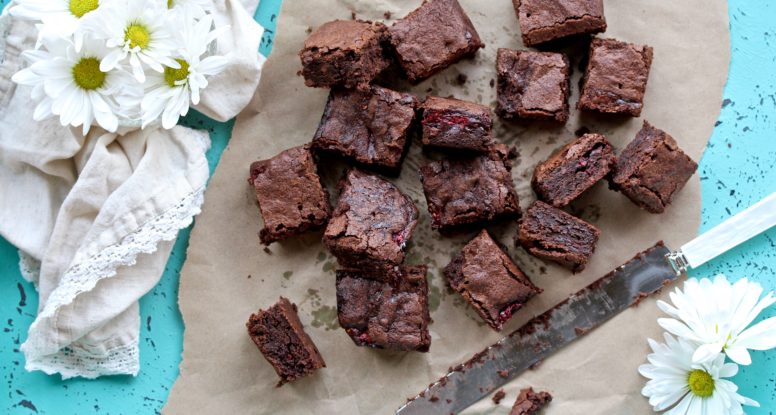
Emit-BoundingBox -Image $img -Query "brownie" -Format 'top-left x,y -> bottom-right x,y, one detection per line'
513,0 -> 606,46
336,265 -> 431,352
578,38 -> 654,117
324,169 -> 419,269
420,96 -> 494,152
312,86 -> 418,174
532,133 -> 615,207
509,387 -> 553,415
496,49 -> 570,122
246,297 -> 326,386
388,0 -> 484,83
517,201 -> 600,272
444,230 -> 541,331
299,20 -> 390,89
248,145 -> 331,245
419,145 -> 521,231
610,121 -> 698,213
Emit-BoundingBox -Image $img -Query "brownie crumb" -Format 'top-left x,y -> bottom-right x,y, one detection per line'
429,395 -> 439,402
263,247 -> 272,254
574,126 -> 591,137
510,388 -> 552,415
633,291 -> 650,306
350,11 -> 356,19
574,326 -> 591,336
384,11 -> 392,19
305,26 -> 312,34
456,73 -> 468,85
497,369 -> 509,378
489,78 -> 495,88
493,389 -> 506,404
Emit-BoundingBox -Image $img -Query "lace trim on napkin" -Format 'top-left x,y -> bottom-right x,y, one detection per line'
25,342 -> 141,379
23,182 -> 206,378
18,250 -> 41,285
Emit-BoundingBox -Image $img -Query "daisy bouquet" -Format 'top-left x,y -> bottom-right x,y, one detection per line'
9,0 -> 229,134
640,276 -> 776,414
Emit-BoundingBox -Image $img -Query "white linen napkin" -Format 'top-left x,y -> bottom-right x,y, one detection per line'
0,0 -> 264,379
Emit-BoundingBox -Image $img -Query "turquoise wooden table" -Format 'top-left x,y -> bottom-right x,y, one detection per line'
1,0 -> 775,413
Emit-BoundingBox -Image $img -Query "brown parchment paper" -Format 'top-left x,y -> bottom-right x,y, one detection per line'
165,0 -> 730,413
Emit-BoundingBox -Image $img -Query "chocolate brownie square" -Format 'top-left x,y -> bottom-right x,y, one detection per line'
246,297 -> 326,386
513,0 -> 606,46
336,265 -> 431,352
517,201 -> 600,272
312,86 -> 418,174
496,49 -> 570,122
324,169 -> 419,269
299,20 -> 390,89
419,145 -> 521,231
421,96 -> 494,152
444,230 -> 541,331
578,38 -> 654,116
610,121 -> 698,213
388,0 -> 484,83
510,387 -> 553,415
532,133 -> 615,207
248,145 -> 331,245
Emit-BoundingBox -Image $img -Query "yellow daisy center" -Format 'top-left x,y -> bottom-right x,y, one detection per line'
167,0 -> 174,8
164,59 -> 190,87
687,369 -> 715,398
72,57 -> 107,90
68,0 -> 98,18
125,23 -> 151,50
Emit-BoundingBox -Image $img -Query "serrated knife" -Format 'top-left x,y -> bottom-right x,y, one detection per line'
397,191 -> 776,415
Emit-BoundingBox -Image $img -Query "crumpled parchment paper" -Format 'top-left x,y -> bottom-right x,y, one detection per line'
165,0 -> 729,413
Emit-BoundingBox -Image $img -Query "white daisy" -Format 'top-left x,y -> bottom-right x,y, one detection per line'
11,37 -> 140,134
639,333 -> 758,415
9,0 -> 100,50
85,0 -> 180,83
657,275 -> 776,365
140,14 -> 229,129
166,0 -> 211,20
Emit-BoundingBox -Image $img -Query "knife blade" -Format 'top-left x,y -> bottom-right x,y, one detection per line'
396,242 -> 676,415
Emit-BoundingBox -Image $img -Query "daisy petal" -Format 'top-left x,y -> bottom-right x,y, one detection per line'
692,343 -> 724,364
724,346 -> 752,366
733,317 -> 776,350
658,318 -> 699,341
101,49 -> 125,72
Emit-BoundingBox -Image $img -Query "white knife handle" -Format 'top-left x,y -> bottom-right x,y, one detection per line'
680,191 -> 776,269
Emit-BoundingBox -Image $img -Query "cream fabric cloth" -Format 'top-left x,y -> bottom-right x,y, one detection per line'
0,0 -> 264,378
